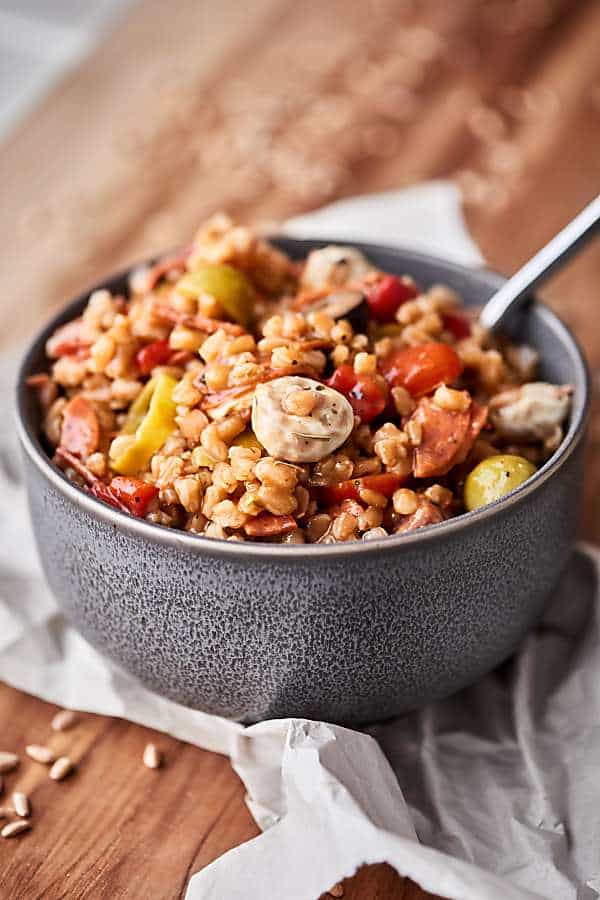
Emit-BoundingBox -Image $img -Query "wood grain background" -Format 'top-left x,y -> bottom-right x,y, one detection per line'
0,0 -> 599,897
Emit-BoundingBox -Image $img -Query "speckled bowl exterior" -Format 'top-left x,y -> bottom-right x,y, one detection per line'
16,240 -> 590,724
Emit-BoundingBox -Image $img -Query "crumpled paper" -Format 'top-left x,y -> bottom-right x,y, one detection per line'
1,182 -> 598,900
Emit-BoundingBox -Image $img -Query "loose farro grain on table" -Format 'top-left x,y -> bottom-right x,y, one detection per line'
28,214 -> 572,543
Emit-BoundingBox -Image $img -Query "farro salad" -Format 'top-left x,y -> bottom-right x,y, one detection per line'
28,215 -> 572,544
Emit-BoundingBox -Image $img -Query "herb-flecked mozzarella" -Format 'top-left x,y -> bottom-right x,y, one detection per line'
301,245 -> 370,291
489,382 -> 571,441
251,376 -> 354,462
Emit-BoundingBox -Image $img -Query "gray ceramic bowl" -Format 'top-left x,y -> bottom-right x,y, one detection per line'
16,239 -> 589,724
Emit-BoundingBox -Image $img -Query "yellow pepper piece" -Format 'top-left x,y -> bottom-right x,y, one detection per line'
121,377 -> 158,435
175,264 -> 255,327
110,373 -> 178,475
191,446 -> 216,470
190,429 -> 262,471
233,429 -> 263,452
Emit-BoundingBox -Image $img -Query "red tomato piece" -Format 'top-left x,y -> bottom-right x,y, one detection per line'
349,376 -> 388,423
109,477 -> 159,517
442,312 -> 471,340
59,396 -> 100,458
327,365 -> 388,423
136,339 -> 172,375
379,342 -> 464,397
327,364 -> 356,394
319,472 -> 407,505
366,275 -> 418,323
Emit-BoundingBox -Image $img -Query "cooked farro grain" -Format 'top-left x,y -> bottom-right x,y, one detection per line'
143,743 -> 162,770
353,352 -> 377,376
358,487 -> 387,508
51,709 -> 78,731
405,418 -> 423,446
332,511 -> 358,541
1,820 -> 31,839
433,385 -> 470,412
25,745 -> 56,765
31,217 -> 571,542
331,344 -> 351,367
358,505 -> 384,531
174,476 -> 204,513
393,488 -> 419,516
12,792 -> 30,818
49,756 -> 74,781
353,456 -> 381,476
0,753 -> 19,774
362,526 -> 388,540
390,385 -> 415,416
424,484 -> 454,508
200,424 -> 229,462
282,387 -> 318,417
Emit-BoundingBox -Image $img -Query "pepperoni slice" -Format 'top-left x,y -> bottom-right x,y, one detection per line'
411,397 -> 472,478
243,513 -> 297,537
59,396 -> 100,459
46,319 -> 91,359
452,402 -> 489,466
90,480 -> 130,513
145,250 -> 189,290
153,304 -> 245,336
396,497 -> 445,533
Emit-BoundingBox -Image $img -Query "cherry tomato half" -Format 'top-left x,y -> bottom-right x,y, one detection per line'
327,363 -> 355,394
442,312 -> 471,340
328,365 -> 388,423
136,339 -> 173,375
319,472 -> 407,505
379,342 -> 463,397
366,275 -> 418,323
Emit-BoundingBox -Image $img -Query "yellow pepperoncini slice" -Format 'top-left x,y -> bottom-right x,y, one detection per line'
232,428 -> 263,452
191,446 -> 216,470
110,373 -> 178,475
120,377 -> 158,435
190,428 -> 262,472
175,264 -> 255,327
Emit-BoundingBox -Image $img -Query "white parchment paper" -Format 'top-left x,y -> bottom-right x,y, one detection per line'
1,182 -> 598,900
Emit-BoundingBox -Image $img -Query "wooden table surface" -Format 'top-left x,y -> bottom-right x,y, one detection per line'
1,0 -> 599,897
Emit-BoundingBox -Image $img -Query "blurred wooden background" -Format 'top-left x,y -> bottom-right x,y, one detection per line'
0,0 -> 599,897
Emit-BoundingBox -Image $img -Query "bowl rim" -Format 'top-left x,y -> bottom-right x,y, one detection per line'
16,237 -> 590,560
